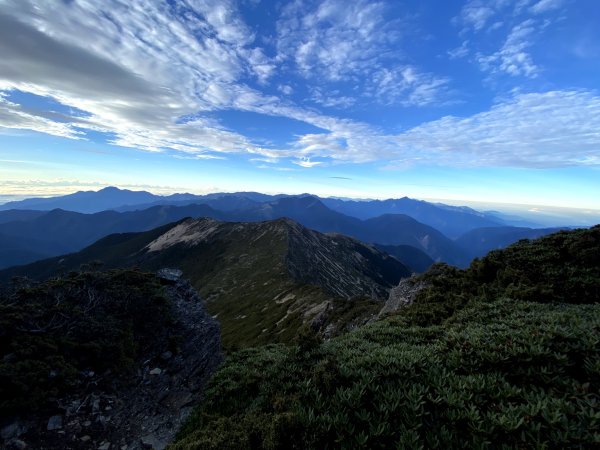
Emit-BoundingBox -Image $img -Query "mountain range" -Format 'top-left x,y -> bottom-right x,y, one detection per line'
456,226 -> 566,259
0,186 -> 200,214
321,197 -> 505,238
0,188 -> 522,236
0,195 -> 468,269
0,187 -> 570,271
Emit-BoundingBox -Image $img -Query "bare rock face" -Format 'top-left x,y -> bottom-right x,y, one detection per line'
156,268 -> 183,282
377,276 -> 427,317
284,219 -> 410,301
103,275 -> 222,449
3,273 -> 222,450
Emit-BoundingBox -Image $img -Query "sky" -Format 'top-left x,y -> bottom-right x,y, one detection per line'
1,0 -> 600,215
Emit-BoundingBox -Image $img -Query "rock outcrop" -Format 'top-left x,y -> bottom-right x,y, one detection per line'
377,276 -> 427,317
284,218 -> 410,300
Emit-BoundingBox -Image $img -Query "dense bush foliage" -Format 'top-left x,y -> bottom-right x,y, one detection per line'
173,226 -> 600,449
407,225 -> 600,326
0,269 -> 173,417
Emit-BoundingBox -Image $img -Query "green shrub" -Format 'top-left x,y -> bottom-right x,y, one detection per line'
174,299 -> 600,449
0,269 -> 173,417
173,226 -> 600,449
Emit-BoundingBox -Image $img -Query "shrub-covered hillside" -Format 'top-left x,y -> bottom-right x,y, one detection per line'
173,225 -> 600,449
0,269 -> 174,417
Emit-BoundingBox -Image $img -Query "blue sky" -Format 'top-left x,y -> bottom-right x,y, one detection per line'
0,0 -> 599,213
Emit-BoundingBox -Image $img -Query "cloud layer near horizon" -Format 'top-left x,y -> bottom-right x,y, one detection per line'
0,0 -> 599,169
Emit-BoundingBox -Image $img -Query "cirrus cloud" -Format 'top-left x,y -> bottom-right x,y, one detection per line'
0,0 -> 597,173
390,90 -> 600,168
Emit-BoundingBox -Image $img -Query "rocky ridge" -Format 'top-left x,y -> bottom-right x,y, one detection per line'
284,218 -> 409,300
0,217 -> 411,349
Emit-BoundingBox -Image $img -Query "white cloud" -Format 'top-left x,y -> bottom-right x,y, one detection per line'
454,0 -> 566,78
249,90 -> 600,169
278,84 -> 294,95
277,0 -> 395,81
0,1 -> 278,157
477,20 -> 539,77
274,0 -> 446,107
0,0 -> 597,174
530,0 -> 564,14
310,89 -> 356,109
448,40 -> 470,59
460,3 -> 496,31
369,66 -> 450,107
390,90 -> 600,168
0,94 -> 82,139
0,0 -> 406,163
293,157 -> 323,168
0,0 -> 455,169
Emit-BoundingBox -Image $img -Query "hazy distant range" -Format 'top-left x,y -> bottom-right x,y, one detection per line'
427,198 -> 600,228
1,192 -> 598,228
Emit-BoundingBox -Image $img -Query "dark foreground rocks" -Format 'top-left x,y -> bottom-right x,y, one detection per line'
1,270 -> 222,450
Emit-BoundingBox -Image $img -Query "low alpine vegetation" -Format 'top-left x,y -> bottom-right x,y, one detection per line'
173,226 -> 600,449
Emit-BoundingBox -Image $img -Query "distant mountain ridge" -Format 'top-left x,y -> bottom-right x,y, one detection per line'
0,204 -> 225,268
456,226 -> 567,259
1,186 -> 511,237
0,195 -> 469,269
0,186 -> 169,213
0,187 -> 281,214
0,187 -> 573,271
321,197 -> 505,237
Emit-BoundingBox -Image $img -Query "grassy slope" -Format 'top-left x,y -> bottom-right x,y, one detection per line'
173,225 -> 600,449
134,222 -> 330,350
133,221 -> 389,350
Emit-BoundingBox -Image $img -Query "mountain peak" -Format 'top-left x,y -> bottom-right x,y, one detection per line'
98,186 -> 125,192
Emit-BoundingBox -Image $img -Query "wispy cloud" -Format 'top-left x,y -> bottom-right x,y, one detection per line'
368,66 -> 450,107
478,20 -> 540,77
448,40 -> 470,59
0,93 -> 82,139
390,90 -> 600,168
277,84 -> 294,96
310,88 -> 356,109
276,0 -> 394,81
458,2 -> 496,31
454,0 -> 565,79
0,0 -> 446,167
276,0 -> 448,107
530,0 -> 564,14
0,0 -> 596,175
293,157 -> 323,168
